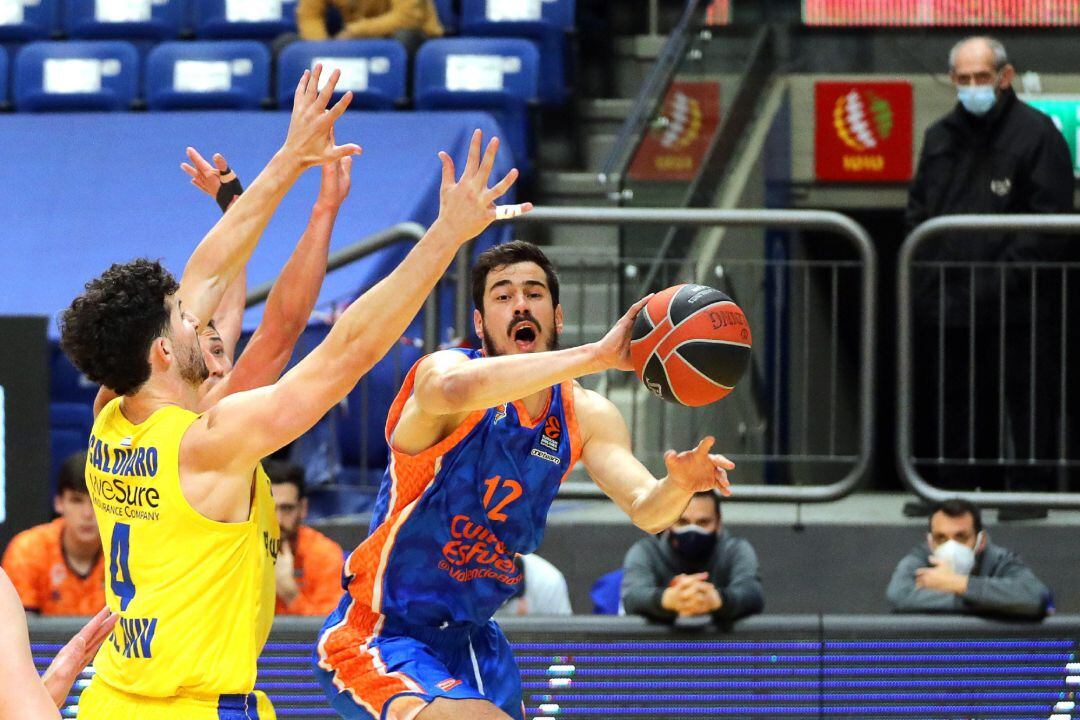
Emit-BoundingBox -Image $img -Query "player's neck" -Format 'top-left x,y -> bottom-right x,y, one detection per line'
516,387 -> 552,420
120,373 -> 200,423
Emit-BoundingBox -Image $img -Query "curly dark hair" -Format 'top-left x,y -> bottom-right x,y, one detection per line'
59,259 -> 178,396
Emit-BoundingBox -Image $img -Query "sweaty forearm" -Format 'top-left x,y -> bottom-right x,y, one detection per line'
423,345 -> 608,415
180,150 -> 304,326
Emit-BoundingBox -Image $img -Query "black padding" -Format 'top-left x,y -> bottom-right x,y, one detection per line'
676,340 -> 751,388
642,353 -> 680,405
670,284 -> 731,325
631,305 -> 655,342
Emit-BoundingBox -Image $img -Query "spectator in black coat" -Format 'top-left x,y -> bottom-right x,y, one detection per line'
906,36 -> 1076,515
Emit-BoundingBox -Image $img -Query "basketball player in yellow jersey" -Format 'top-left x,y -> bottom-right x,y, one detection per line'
59,62 -> 528,719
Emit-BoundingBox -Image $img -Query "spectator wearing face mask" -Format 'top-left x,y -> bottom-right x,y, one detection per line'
906,36 -> 1075,518
621,491 -> 763,624
887,498 -> 1051,619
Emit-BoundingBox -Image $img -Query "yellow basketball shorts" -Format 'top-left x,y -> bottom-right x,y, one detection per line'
76,679 -> 276,719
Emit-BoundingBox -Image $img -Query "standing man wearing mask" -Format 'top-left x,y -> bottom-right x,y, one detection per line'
621,491 -> 763,624
906,37 -> 1075,518
887,499 -> 1050,619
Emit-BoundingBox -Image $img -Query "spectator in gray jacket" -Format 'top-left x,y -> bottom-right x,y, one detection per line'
887,498 -> 1050,619
621,491 -> 763,624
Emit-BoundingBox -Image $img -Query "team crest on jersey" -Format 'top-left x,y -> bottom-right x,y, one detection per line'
540,416 -> 561,451
436,678 -> 462,692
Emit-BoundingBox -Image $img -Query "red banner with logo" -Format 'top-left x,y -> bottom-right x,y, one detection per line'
628,81 -> 721,182
814,81 -> 913,182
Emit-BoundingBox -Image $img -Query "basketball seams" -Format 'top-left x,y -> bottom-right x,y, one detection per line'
668,350 -> 735,391
646,300 -> 746,363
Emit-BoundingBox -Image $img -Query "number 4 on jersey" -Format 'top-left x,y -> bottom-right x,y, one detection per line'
110,522 -> 136,611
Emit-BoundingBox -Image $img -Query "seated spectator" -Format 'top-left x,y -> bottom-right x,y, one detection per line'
1,452 -> 104,615
494,553 -> 572,617
266,460 -> 345,616
621,491 -> 763,624
296,0 -> 444,53
886,498 -> 1050,619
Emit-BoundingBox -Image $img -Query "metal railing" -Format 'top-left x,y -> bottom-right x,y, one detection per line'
245,221 -> 438,352
638,23 -> 774,293
502,207 -> 877,502
898,214 -> 1080,508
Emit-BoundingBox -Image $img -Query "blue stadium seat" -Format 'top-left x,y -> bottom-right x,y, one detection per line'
64,0 -> 185,40
277,40 -> 406,110
194,0 -> 297,38
590,568 -> 624,615
459,0 -> 574,104
146,41 -> 269,109
14,41 -> 139,111
414,38 -> 538,174
0,0 -> 58,41
433,0 -> 457,33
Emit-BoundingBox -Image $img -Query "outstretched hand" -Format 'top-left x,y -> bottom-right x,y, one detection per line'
664,436 -> 734,496
593,294 -> 653,371
41,607 -> 118,708
315,152 -> 353,212
283,64 -> 362,168
181,147 -> 234,197
434,129 -> 532,243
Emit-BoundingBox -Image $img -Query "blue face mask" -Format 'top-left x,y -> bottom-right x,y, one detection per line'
958,85 -> 998,116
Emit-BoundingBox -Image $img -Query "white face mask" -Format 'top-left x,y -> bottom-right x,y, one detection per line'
931,532 -> 983,576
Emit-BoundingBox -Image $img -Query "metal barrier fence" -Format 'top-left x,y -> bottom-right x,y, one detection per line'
898,214 -> 1080,509
29,615 -> 1080,720
502,207 -> 877,502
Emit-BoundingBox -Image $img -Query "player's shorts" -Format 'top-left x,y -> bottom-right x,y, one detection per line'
313,601 -> 523,720
76,677 -> 276,719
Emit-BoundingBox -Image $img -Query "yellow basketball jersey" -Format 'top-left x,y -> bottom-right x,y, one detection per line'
83,398 -> 279,701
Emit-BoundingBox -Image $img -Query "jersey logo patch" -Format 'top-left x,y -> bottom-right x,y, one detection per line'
544,416 -> 562,440
436,678 -> 462,692
531,448 -> 561,465
493,404 -> 508,424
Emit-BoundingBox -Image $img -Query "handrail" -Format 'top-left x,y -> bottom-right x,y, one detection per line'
638,23 -> 775,295
598,0 -> 708,187
501,206 -> 877,502
243,221 -> 439,353
897,214 -> 1080,508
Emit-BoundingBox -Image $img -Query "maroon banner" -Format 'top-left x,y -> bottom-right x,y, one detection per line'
814,81 -> 914,183
627,81 -> 721,182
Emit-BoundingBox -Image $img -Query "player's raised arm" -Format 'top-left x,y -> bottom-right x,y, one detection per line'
178,65 -> 360,328
184,131 -> 529,484
181,148 -> 248,359
575,389 -> 733,534
201,156 -> 351,407
411,294 -> 651,417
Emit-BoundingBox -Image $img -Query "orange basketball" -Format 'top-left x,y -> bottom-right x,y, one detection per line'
629,284 -> 752,407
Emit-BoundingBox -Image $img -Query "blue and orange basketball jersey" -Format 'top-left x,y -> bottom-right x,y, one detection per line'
329,348 -> 582,627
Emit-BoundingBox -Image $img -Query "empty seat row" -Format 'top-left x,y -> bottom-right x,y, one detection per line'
2,38 -> 538,171
1,0 -> 572,101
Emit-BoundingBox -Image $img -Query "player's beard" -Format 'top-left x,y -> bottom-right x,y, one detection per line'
176,336 -> 210,388
481,311 -> 560,357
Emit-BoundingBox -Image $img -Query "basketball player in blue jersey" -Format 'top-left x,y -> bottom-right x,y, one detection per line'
316,240 -> 734,720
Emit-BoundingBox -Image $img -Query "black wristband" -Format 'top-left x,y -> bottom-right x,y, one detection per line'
215,176 -> 244,213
